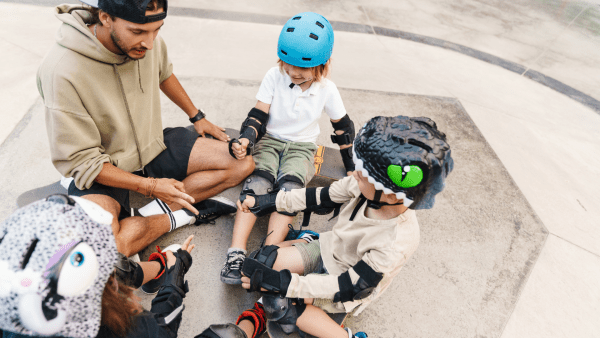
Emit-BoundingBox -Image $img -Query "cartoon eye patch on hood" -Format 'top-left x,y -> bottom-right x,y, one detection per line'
0,195 -> 118,337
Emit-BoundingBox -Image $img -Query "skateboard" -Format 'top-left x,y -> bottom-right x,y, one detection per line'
16,125 -> 346,207
266,312 -> 349,338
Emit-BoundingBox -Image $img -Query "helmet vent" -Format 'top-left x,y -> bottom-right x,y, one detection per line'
408,139 -> 432,152
316,21 -> 324,29
21,237 -> 39,269
280,50 -> 288,55
293,16 -> 301,20
302,57 -> 312,61
287,27 -> 295,32
309,33 -> 319,40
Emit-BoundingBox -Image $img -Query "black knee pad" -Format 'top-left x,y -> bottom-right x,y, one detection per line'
241,170 -> 276,200
195,323 -> 247,338
263,294 -> 307,335
275,175 -> 304,216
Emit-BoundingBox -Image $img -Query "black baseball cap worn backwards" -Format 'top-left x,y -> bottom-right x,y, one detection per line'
81,0 -> 168,24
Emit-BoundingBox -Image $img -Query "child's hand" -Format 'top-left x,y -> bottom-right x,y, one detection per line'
165,235 -> 195,268
231,138 -> 251,160
241,275 -> 268,291
237,195 -> 256,212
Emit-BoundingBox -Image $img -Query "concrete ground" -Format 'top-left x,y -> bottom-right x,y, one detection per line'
1,0 -> 599,337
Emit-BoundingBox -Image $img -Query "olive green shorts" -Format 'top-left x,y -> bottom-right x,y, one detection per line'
253,134 -> 318,185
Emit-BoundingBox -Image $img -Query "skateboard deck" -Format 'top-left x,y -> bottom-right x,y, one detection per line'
16,126 -> 346,207
266,312 -> 348,338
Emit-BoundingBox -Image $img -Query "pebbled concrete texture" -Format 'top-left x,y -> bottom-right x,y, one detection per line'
127,77 -> 547,337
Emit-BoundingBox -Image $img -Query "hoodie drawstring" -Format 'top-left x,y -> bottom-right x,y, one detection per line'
113,64 -> 144,170
137,60 -> 144,93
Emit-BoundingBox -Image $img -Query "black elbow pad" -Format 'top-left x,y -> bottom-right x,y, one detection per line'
330,114 -> 355,146
240,108 -> 269,144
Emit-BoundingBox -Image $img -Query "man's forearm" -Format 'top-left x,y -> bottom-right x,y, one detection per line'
159,74 -> 197,118
94,162 -> 146,193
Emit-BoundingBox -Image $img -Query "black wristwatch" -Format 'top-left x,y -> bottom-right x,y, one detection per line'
189,109 -> 206,124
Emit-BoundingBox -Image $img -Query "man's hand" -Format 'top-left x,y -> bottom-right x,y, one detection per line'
165,235 -> 195,268
194,119 -> 230,142
231,138 -> 250,160
151,178 -> 199,215
347,171 -> 354,176
236,194 -> 256,212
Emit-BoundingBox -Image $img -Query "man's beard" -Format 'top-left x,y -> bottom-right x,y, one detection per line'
110,30 -> 146,60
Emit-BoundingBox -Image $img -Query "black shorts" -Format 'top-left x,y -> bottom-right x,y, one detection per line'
68,127 -> 198,215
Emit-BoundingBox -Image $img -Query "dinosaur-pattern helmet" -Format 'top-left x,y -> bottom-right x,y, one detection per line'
0,195 -> 118,337
353,116 -> 454,209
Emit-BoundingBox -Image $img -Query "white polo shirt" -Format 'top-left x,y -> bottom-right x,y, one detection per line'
256,66 -> 347,143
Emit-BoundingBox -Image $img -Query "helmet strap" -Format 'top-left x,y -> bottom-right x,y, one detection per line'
365,190 -> 403,210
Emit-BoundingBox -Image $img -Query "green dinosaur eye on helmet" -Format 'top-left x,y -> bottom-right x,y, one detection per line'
388,165 -> 423,188
353,115 -> 454,209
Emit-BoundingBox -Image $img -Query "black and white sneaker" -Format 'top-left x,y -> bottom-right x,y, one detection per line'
220,250 -> 246,284
187,196 -> 237,225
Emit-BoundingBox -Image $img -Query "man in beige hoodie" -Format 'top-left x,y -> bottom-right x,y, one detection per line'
37,0 -> 254,256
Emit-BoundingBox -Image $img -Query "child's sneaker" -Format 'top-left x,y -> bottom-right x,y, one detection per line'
220,250 -> 246,284
188,196 -> 237,225
236,302 -> 266,338
285,225 -> 319,243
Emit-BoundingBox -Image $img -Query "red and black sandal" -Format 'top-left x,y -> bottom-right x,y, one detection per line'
236,302 -> 266,338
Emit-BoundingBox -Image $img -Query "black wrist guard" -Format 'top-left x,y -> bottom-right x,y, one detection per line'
242,250 -> 292,296
228,139 -> 254,159
158,249 -> 193,296
333,260 -> 383,303
240,189 -> 279,217
340,146 -> 355,172
240,108 -> 269,144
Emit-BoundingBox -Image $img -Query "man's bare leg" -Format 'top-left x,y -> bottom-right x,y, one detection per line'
81,194 -> 170,256
170,137 -> 254,211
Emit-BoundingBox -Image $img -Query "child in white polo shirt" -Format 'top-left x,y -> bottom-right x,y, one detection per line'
221,12 -> 357,285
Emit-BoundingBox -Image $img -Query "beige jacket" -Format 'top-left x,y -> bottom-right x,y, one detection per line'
276,176 -> 421,315
37,5 -> 173,189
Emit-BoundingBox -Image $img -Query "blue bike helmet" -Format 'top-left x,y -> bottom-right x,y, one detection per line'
277,12 -> 334,68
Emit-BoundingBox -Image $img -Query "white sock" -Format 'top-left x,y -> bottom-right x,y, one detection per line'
139,199 -> 170,217
139,199 -> 195,232
228,247 -> 247,255
172,210 -> 195,230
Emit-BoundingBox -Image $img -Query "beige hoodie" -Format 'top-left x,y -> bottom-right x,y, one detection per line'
37,5 -> 173,189
276,175 -> 421,315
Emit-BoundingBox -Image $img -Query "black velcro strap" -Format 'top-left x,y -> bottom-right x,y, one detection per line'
256,245 -> 279,267
305,187 -> 318,208
331,114 -> 352,130
248,107 -> 269,124
336,271 -> 354,303
353,260 -> 383,286
228,139 -> 239,159
340,147 -> 355,172
349,195 -> 367,221
250,270 -> 263,292
331,133 -> 352,145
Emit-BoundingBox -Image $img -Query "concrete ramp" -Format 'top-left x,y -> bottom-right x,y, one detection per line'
0,76 -> 547,337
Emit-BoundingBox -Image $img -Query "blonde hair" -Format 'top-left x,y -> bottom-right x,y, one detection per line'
278,59 -> 331,83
